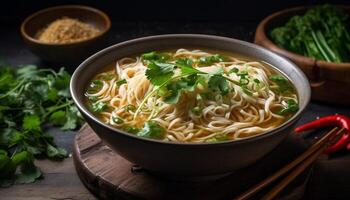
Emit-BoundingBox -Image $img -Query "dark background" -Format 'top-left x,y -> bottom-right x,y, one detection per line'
1,0 -> 349,67
1,0 -> 350,24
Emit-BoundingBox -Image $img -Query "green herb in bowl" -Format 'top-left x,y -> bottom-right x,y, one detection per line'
270,4 -> 350,63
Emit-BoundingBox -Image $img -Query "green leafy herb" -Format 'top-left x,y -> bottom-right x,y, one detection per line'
46,144 -> 68,159
163,74 -> 199,104
145,61 -> 175,86
22,115 -> 41,131
87,80 -> 103,94
136,121 -> 165,139
269,75 -> 294,93
91,102 -> 108,112
0,65 -> 83,187
141,51 -> 171,63
122,126 -> 140,134
206,134 -> 230,142
208,75 -> 229,95
279,99 -> 299,115
198,54 -> 226,65
134,52 -> 242,117
270,4 -> 350,63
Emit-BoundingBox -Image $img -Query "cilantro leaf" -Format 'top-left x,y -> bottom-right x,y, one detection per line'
0,128 -> 21,148
142,51 -> 171,63
16,65 -> 38,78
61,106 -> 82,130
0,65 -> 83,187
87,80 -> 103,94
46,144 -> 68,159
145,61 -> 175,86
269,75 -> 294,93
176,58 -> 202,75
91,102 -> 108,113
163,74 -> 199,104
208,75 -> 229,95
49,111 -> 66,126
16,165 -> 41,184
198,54 -> 226,65
22,115 -> 41,131
137,121 -> 166,139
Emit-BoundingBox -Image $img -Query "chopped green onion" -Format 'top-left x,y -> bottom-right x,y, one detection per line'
229,67 -> 239,74
116,79 -> 127,86
191,106 -> 202,116
112,116 -> 124,124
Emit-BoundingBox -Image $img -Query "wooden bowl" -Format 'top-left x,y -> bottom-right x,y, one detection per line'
255,5 -> 350,105
21,5 -> 111,66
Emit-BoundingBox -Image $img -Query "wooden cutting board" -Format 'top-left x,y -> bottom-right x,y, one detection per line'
73,124 -> 310,200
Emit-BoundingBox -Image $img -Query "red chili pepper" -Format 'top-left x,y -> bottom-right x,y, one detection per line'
295,114 -> 350,154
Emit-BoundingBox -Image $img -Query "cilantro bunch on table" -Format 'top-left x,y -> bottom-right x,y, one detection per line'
0,65 -> 83,187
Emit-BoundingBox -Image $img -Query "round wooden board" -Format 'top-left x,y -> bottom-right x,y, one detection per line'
73,124 -> 310,200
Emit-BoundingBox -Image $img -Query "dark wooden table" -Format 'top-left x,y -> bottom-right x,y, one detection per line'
1,21 -> 350,200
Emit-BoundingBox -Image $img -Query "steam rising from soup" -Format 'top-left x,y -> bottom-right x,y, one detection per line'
85,49 -> 299,142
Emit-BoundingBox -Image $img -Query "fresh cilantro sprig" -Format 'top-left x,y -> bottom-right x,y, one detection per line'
0,65 -> 83,187
134,53 -> 242,118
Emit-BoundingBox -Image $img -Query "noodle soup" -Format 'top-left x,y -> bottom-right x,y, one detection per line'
84,49 -> 299,143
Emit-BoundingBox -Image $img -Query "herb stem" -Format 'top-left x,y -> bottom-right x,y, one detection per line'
43,101 -> 74,119
0,79 -> 26,99
133,73 -> 196,119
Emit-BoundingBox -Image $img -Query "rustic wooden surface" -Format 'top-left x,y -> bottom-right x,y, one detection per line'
0,158 -> 96,200
72,124 -> 312,200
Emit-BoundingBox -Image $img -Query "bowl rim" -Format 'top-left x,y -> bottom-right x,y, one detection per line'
70,34 -> 311,147
20,4 -> 111,46
255,4 -> 350,66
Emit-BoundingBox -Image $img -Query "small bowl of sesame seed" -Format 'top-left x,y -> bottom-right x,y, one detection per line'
21,5 -> 111,66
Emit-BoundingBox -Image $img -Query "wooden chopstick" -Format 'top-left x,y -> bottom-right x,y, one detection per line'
234,127 -> 344,200
261,127 -> 345,200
